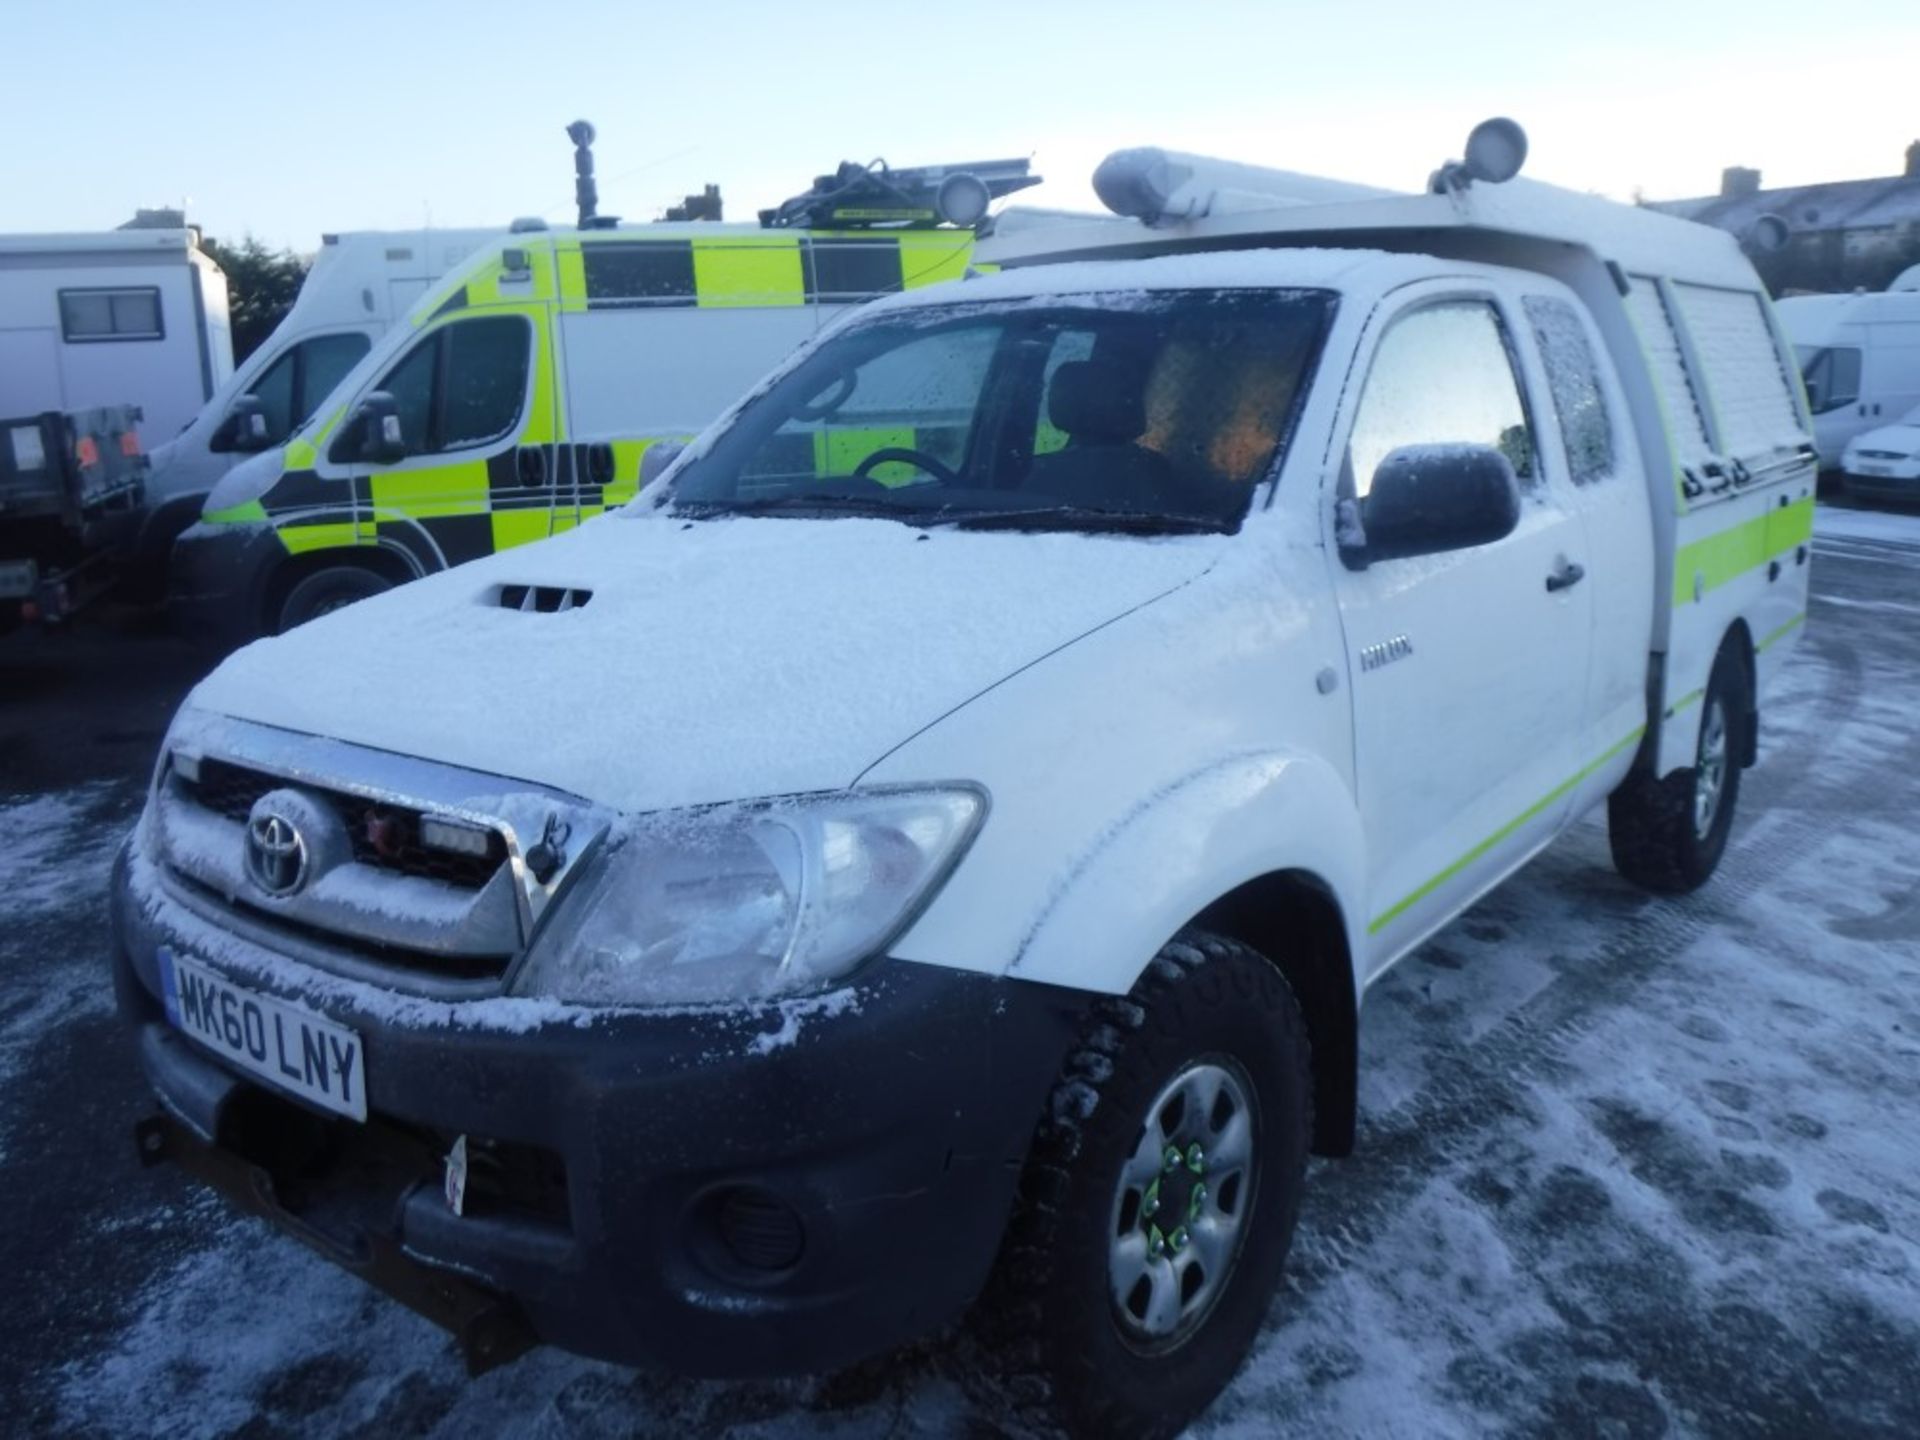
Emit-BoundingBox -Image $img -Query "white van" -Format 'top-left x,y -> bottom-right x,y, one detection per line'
114,126 -> 1814,1438
1776,288 -> 1920,469
128,229 -> 498,590
0,225 -> 231,442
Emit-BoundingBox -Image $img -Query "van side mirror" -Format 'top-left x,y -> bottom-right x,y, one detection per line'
1338,444 -> 1521,569
329,392 -> 408,466
210,395 -> 273,454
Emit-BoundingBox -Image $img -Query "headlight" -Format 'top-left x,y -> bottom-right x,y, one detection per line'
514,787 -> 985,1006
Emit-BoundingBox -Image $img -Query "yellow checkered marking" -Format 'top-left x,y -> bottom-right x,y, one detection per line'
694,237 -> 805,308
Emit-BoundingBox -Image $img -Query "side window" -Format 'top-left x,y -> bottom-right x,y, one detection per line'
1523,296 -> 1615,483
59,287 -> 163,342
366,316 -> 529,460
441,319 -> 531,450
297,333 -> 371,429
1625,277 -> 1712,466
245,348 -> 300,443
1798,346 -> 1861,414
1035,330 -> 1098,455
1348,300 -> 1536,496
1672,283 -> 1803,453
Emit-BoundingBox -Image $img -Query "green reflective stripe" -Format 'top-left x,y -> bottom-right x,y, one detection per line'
367,459 -> 491,520
490,510 -> 551,550
1757,613 -> 1805,652
1369,727 -> 1647,935
278,522 -> 373,555
204,499 -> 267,525
1665,688 -> 1704,719
1672,496 -> 1813,608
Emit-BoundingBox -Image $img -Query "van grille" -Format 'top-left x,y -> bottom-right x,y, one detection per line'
185,759 -> 507,891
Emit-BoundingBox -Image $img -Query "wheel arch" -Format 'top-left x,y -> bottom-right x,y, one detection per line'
261,541 -> 420,634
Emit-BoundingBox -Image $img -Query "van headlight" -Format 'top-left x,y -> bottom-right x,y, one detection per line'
515,787 -> 985,1006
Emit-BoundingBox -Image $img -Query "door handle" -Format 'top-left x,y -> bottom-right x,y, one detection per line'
1545,559 -> 1586,593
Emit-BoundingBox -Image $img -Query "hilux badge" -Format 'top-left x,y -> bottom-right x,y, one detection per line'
245,810 -> 309,896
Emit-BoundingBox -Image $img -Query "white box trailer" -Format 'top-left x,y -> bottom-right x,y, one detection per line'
0,227 -> 232,445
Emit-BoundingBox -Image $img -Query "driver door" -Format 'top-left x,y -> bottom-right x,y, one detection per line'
1327,283 -> 1595,972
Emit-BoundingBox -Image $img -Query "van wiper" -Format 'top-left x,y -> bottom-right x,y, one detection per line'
937,504 -> 1230,535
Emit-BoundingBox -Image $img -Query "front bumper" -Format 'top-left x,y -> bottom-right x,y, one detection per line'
112,841 -> 1086,1377
167,520 -> 283,651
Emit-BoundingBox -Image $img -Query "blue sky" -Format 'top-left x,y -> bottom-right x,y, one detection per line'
4,0 -> 1916,251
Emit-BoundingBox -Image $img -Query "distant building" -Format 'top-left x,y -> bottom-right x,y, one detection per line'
1651,142 -> 1920,295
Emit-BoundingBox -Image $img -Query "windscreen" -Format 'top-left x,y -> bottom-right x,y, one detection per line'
666,288 -> 1335,533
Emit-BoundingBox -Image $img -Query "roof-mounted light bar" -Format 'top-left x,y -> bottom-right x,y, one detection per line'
1094,148 -> 1399,226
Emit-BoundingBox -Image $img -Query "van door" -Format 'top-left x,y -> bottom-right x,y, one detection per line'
1799,332 -> 1865,466
1327,284 -> 1595,971
1864,320 -> 1920,432
336,310 -> 556,571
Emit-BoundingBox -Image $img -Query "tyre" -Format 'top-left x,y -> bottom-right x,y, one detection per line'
1608,642 -> 1748,894
974,931 -> 1313,1440
276,566 -> 393,634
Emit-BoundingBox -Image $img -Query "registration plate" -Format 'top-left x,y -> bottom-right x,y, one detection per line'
159,949 -> 367,1121
1855,463 -> 1894,477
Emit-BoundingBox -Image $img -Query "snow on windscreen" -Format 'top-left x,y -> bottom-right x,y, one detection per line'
665,286 -> 1337,531
1672,283 -> 1805,456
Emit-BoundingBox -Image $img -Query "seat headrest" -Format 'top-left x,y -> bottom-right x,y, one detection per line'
1047,360 -> 1147,445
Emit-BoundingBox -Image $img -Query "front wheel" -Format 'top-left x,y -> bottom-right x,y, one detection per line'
973,932 -> 1313,1440
1608,643 -> 1749,894
275,565 -> 393,634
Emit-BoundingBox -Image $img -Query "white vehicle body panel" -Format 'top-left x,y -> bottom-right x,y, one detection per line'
0,228 -> 230,439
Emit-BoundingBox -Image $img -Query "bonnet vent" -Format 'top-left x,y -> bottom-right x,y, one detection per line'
496,584 -> 593,613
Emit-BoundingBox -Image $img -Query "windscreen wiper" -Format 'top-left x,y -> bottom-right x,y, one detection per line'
936,505 -> 1230,535
673,491 -> 924,521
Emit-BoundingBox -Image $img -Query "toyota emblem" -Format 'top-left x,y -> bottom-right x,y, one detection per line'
245,810 -> 310,896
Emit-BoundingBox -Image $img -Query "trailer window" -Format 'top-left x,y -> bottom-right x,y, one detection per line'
1523,296 -> 1614,483
59,287 -> 163,342
1348,301 -> 1536,496
1673,283 -> 1803,452
1624,278 -> 1712,466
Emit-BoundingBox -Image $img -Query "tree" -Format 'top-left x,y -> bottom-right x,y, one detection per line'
200,235 -> 309,364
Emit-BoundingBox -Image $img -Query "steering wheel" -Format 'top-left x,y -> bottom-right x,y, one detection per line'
852,447 -> 961,486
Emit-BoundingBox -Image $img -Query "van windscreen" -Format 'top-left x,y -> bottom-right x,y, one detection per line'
665,289 -> 1335,534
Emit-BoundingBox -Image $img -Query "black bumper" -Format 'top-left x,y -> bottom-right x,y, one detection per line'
167,520 -> 283,651
112,844 -> 1087,1377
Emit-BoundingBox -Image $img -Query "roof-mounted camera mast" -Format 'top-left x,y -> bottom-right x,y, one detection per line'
567,120 -> 620,230
760,158 -> 1040,231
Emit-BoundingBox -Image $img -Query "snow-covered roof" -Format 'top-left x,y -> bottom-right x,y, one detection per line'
984,173 -> 1752,291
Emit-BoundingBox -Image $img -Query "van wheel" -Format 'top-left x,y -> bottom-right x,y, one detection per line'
276,566 -> 393,633
973,932 -> 1312,1440
1608,644 -> 1749,894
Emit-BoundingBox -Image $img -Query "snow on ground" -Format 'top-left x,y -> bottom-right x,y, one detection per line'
1813,500 -> 1920,549
14,524 -> 1920,1438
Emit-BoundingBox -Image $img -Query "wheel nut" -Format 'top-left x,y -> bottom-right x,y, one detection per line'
1186,1143 -> 1205,1173
1189,1183 -> 1207,1219
1170,1226 -> 1189,1252
1163,1144 -> 1182,1173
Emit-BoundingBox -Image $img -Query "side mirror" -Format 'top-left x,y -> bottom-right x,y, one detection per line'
638,439 -> 687,489
329,392 -> 408,466
1339,444 -> 1521,569
210,395 -> 273,454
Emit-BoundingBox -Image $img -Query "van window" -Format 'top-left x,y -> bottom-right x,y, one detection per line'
1797,345 -> 1861,414
1348,301 -> 1536,496
368,315 -> 530,459
669,288 -> 1335,532
1523,296 -> 1614,483
1625,278 -> 1713,465
245,333 -> 372,445
59,287 -> 163,342
1673,284 -> 1802,452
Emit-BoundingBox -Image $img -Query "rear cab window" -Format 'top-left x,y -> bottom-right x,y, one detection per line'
1523,296 -> 1616,484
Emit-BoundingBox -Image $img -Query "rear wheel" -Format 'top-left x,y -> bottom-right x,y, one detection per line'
276,565 -> 393,634
1608,642 -> 1749,894
973,932 -> 1312,1440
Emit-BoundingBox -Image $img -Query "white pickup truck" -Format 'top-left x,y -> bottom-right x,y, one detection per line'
114,124 -> 1815,1438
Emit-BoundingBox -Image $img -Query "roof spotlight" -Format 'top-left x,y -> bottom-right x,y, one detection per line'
1432,117 -> 1529,193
